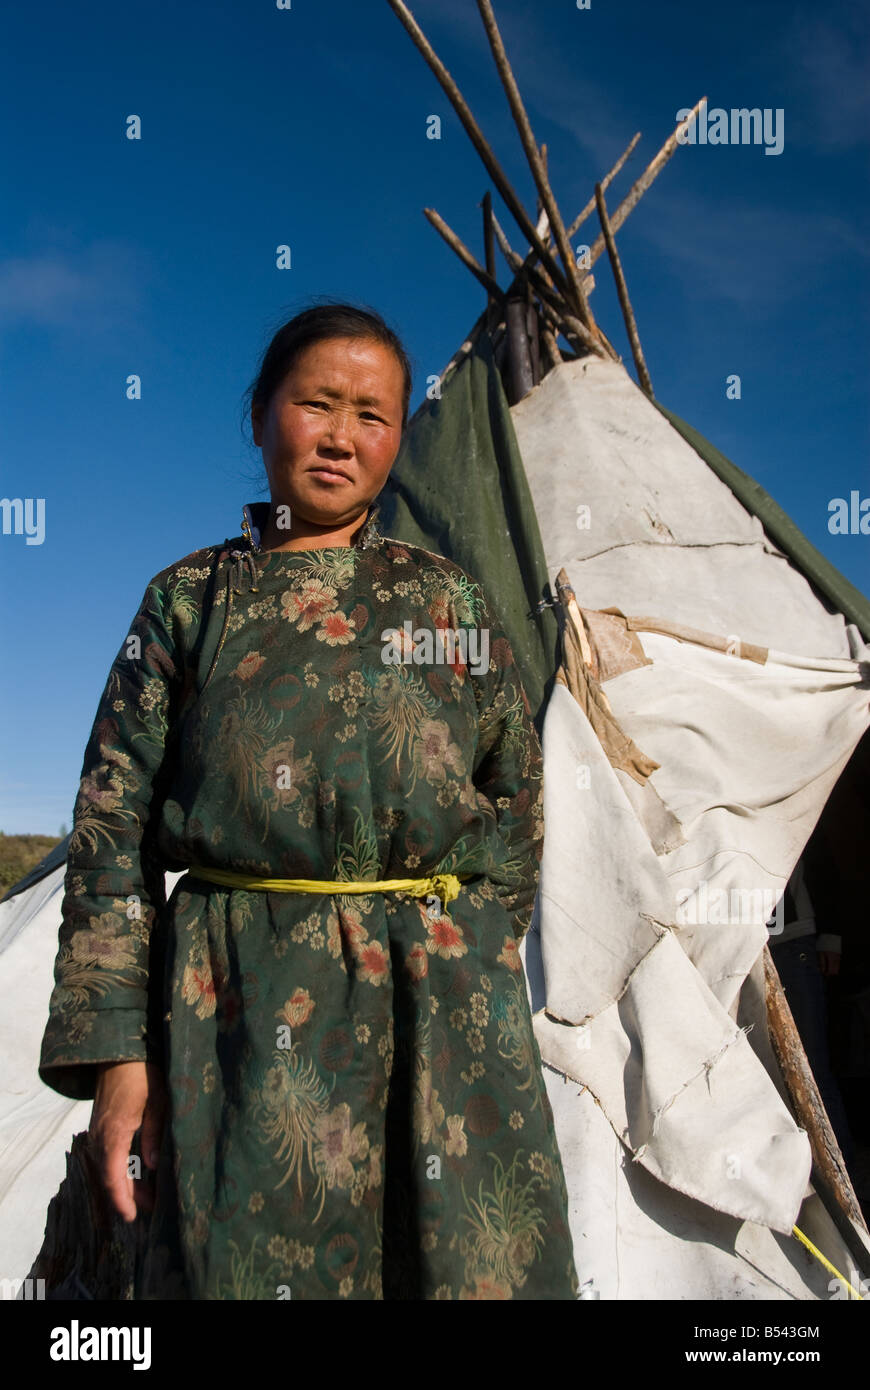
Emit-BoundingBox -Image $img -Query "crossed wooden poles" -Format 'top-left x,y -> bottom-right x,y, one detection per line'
387,0 -> 705,402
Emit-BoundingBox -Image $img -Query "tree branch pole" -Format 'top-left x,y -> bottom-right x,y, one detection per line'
566,132 -> 641,239
491,208 -> 596,302
474,0 -> 598,337
505,295 -> 535,403
525,278 -> 542,386
481,191 -> 500,333
585,98 -> 706,271
490,210 -> 603,356
385,0 -> 580,311
764,946 -> 870,1265
539,319 -> 563,370
594,182 -> 653,398
519,108 -> 702,299
536,143 -> 548,224
473,123 -> 638,345
537,296 -> 597,360
423,120 -> 647,381
490,209 -> 528,269
423,207 -> 507,305
482,191 -> 497,281
509,128 -> 643,306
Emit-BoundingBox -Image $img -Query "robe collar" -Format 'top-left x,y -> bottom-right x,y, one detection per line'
239,499 -> 382,553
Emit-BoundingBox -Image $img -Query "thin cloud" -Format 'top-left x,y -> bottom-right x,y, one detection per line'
0,237 -> 148,332
782,9 -> 870,150
640,193 -> 868,310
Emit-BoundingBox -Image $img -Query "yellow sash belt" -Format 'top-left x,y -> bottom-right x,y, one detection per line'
186,864 -> 467,905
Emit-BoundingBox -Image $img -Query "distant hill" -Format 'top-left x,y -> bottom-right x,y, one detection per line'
0,834 -> 63,895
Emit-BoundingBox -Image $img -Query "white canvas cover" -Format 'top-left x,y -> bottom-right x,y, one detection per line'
512,355 -> 859,662
528,1062 -> 852,1299
0,866 -> 92,1282
529,639 -> 869,1218
510,356 -> 870,1297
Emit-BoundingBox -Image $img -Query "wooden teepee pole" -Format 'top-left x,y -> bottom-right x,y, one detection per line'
491,211 -> 602,355
505,295 -> 535,403
566,132 -> 641,239
595,182 -> 654,398
423,207 -> 506,305
525,278 -> 542,386
482,191 -> 497,281
536,143 -> 548,226
474,0 -> 600,340
481,191 -> 501,335
472,129 -> 641,348
586,98 -> 706,269
537,297 -> 599,360
763,945 -> 869,1252
386,0 -> 582,313
422,121 -> 651,385
540,319 -> 563,370
510,128 -> 642,308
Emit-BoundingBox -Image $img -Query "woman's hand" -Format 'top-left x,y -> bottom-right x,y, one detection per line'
89,1060 -> 167,1223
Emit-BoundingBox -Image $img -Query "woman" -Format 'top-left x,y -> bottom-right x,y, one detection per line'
39,303 -> 579,1300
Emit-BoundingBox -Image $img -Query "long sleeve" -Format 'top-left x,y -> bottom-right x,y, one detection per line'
468,585 -> 544,942
39,576 -> 182,1100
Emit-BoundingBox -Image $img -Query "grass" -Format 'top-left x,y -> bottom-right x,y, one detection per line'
0,833 -> 63,896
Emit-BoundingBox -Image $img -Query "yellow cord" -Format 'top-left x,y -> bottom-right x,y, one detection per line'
792,1224 -> 866,1299
187,865 -> 466,905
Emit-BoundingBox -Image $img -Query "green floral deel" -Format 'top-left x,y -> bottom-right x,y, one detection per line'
39,503 -> 578,1300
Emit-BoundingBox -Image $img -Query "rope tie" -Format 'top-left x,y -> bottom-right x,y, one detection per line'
186,865 -> 466,911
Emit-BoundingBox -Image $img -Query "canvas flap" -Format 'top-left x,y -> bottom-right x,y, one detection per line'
532,625 -> 870,1232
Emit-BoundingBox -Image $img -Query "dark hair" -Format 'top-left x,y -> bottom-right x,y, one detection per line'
241,297 -> 414,441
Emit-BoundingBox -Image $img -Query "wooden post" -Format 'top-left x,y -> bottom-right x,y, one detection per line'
505,294 -> 535,404
482,191 -> 497,281
595,182 -> 654,398
764,945 -> 870,1268
491,204 -> 597,305
424,114 -> 644,392
526,281 -> 542,386
482,191 -> 500,335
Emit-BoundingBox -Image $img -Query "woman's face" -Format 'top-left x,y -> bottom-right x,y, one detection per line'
251,336 -> 405,531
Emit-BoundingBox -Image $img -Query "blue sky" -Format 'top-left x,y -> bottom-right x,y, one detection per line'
1,0 -> 868,834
